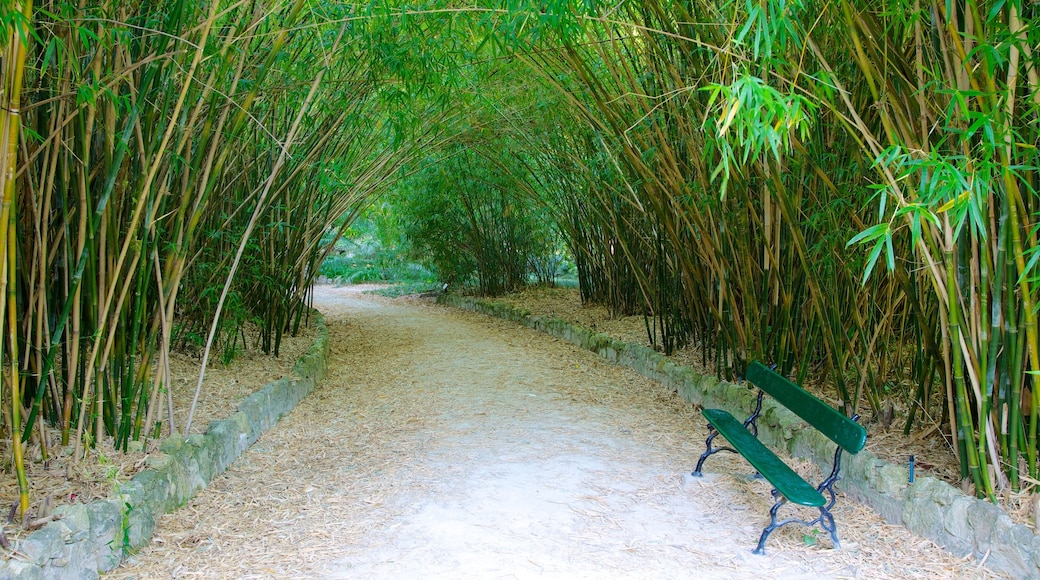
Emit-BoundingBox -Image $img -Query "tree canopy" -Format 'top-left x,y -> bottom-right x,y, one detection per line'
2,0 -> 1040,513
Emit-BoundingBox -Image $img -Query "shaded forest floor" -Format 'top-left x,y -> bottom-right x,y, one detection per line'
106,285 -> 997,578
494,286 -> 962,482
0,321 -> 318,547
494,285 -> 1040,530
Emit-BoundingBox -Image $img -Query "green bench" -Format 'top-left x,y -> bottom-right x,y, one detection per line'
691,361 -> 867,555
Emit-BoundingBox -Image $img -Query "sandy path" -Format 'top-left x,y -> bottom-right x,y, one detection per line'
109,286 -> 994,579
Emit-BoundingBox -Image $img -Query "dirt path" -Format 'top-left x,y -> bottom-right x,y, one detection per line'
109,286 -> 995,579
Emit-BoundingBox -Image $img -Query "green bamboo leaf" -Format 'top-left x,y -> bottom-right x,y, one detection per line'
846,222 -> 889,248
885,232 -> 895,272
987,0 -> 1008,21
862,238 -> 885,285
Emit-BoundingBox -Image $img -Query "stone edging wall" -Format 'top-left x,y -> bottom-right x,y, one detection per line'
439,294 -> 1039,579
1,311 -> 330,579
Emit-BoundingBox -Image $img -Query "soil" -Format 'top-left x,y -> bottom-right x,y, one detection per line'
489,286 -> 1040,528
106,285 -> 999,579
490,286 -> 964,481
0,319 -> 318,544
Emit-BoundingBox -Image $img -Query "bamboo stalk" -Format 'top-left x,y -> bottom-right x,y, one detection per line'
1,0 -> 32,518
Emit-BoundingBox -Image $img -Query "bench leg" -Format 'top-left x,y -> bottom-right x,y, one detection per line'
752,495 -> 785,555
691,425 -> 736,476
752,489 -> 843,555
813,439 -> 848,550
752,503 -> 842,555
818,505 -> 840,549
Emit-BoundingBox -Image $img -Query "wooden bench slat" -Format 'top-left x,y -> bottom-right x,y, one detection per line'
746,362 -> 867,454
702,408 -> 826,507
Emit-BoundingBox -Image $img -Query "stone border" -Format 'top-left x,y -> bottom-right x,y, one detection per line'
0,310 -> 330,579
440,294 -> 1039,579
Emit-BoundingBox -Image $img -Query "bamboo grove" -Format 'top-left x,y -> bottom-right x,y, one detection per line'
0,0 -> 453,516
2,1 -> 1039,517
385,0 -> 1040,498
493,0 -> 1040,498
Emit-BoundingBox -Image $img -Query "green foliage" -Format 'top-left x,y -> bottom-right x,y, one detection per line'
7,0 -> 1040,507
393,146 -> 558,296
366,282 -> 445,298
704,74 -> 817,197
3,0 -> 452,462
320,246 -> 435,285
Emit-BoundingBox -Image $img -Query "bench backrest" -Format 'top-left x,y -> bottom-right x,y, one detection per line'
746,361 -> 867,454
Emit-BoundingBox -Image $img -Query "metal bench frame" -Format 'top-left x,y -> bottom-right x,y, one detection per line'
691,362 -> 865,555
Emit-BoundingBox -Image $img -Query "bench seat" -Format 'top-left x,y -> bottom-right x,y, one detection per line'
701,408 -> 825,507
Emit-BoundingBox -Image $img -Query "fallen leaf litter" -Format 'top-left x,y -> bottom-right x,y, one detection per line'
105,285 -> 1000,579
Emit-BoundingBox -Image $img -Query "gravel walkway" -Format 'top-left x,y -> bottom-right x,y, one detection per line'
109,286 -> 996,579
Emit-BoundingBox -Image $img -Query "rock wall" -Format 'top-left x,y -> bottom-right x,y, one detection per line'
440,294 -> 1039,579
0,311 -> 330,579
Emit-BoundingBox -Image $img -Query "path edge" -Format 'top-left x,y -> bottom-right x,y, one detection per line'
0,310 -> 330,579
439,293 -> 1039,579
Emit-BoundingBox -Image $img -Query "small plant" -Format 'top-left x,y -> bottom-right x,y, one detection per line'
366,282 -> 443,298
118,501 -> 135,554
802,528 -> 820,547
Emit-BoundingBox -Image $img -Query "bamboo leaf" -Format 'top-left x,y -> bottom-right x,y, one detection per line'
936,190 -> 970,213
846,222 -> 890,248
862,238 -> 886,285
